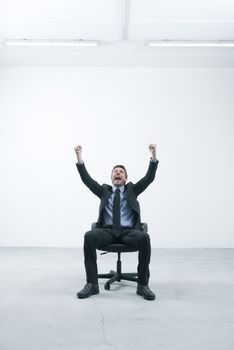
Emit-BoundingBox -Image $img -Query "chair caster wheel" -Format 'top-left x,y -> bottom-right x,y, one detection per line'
104,282 -> 110,290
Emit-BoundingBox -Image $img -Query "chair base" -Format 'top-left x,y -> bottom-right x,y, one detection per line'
98,251 -> 138,290
98,270 -> 138,290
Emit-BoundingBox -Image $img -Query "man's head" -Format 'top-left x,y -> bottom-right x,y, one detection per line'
111,165 -> 128,187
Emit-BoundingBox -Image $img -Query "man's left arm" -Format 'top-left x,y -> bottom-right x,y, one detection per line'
133,144 -> 159,196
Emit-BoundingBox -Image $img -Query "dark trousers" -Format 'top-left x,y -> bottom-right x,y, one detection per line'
83,227 -> 151,285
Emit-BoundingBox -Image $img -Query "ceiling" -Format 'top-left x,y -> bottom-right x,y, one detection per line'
1,0 -> 234,67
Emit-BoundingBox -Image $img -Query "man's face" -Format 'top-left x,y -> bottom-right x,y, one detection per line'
111,167 -> 127,187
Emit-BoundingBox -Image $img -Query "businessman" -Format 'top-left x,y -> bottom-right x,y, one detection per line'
74,144 -> 159,300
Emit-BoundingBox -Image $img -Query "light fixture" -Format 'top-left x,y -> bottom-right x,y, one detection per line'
146,40 -> 234,48
2,39 -> 101,47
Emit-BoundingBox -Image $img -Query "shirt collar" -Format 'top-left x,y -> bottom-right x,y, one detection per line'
112,185 -> 125,194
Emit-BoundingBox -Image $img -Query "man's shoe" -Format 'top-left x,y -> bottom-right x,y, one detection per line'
77,283 -> 99,299
137,284 -> 156,300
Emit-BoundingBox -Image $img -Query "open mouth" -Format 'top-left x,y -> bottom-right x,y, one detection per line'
114,176 -> 121,180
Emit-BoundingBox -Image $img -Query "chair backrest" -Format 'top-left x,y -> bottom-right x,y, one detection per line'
91,222 -> 148,233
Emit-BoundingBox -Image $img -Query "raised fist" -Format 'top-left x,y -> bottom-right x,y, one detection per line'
149,144 -> 157,159
74,145 -> 82,161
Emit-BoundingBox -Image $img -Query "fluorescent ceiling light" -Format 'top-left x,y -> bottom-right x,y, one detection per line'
2,39 -> 101,47
147,40 -> 234,48
3,39 -> 234,49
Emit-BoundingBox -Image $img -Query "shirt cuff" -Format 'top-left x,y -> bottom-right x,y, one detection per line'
150,158 -> 158,163
76,160 -> 84,165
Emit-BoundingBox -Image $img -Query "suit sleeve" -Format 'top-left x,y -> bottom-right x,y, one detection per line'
133,160 -> 159,196
76,162 -> 102,198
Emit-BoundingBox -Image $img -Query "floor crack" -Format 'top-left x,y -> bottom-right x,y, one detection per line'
92,299 -> 118,350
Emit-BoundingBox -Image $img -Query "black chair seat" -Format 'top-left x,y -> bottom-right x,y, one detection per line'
98,244 -> 138,253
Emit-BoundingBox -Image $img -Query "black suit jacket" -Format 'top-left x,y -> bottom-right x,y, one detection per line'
76,160 -> 159,230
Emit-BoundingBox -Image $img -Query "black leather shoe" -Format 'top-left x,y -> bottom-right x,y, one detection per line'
77,283 -> 99,299
137,284 -> 156,300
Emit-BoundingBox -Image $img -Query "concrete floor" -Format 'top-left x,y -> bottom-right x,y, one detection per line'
0,248 -> 234,350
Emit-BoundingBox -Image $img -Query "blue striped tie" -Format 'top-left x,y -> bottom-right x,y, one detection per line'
113,188 -> 121,234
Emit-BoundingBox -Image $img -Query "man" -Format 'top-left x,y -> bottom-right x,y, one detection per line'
74,144 -> 159,300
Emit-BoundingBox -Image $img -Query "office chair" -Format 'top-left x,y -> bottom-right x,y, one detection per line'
92,222 -> 148,290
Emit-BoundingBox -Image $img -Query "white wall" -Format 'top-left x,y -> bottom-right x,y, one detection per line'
0,67 -> 233,247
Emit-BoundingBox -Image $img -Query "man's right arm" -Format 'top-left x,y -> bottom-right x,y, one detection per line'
74,145 -> 102,198
133,144 -> 159,196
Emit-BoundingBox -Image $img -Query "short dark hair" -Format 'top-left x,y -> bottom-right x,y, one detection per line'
112,165 -> 128,179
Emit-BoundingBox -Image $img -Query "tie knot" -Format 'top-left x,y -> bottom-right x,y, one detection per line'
115,188 -> 120,193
